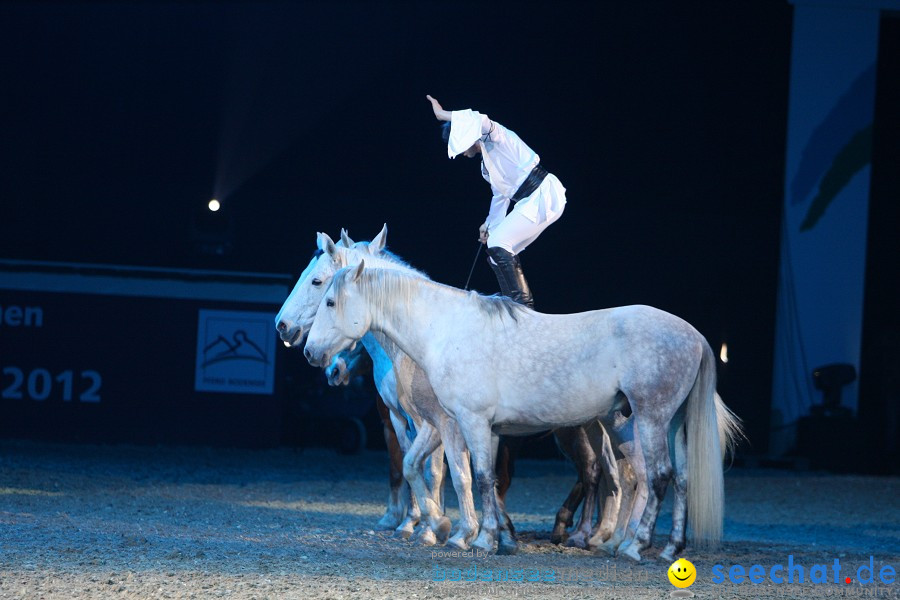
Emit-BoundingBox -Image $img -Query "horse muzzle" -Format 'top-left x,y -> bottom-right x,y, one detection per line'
277,321 -> 306,347
303,345 -> 329,368
325,358 -> 349,387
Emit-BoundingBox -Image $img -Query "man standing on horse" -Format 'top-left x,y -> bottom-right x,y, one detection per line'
426,95 -> 567,309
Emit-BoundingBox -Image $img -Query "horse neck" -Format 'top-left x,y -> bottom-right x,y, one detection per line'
347,253 -> 427,365
368,331 -> 404,366
367,277 -> 466,368
359,332 -> 393,383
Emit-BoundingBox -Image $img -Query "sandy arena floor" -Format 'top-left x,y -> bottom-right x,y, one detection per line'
1,440 -> 898,599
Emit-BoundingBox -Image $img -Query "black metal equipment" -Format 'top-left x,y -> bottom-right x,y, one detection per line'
811,363 -> 856,417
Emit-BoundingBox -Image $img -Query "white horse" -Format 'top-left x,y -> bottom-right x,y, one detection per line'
276,230 -> 440,540
280,227 -> 626,554
276,227 -> 485,550
304,263 -> 742,559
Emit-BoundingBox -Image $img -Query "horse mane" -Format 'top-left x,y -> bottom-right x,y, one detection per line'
346,242 -> 429,279
346,243 -> 521,321
333,267 -> 525,323
478,292 -> 526,321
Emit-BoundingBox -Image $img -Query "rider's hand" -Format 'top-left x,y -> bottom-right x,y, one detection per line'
426,95 -> 451,121
478,223 -> 489,244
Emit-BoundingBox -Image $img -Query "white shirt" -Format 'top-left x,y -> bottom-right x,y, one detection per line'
449,110 -> 566,230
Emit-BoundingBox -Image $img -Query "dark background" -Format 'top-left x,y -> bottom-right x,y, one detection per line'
0,1 -> 895,462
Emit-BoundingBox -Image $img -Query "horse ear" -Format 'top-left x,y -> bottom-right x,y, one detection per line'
340,228 -> 355,247
351,259 -> 365,282
369,223 -> 388,254
317,232 -> 338,256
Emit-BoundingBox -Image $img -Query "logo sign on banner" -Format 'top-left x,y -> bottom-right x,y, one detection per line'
195,309 -> 276,395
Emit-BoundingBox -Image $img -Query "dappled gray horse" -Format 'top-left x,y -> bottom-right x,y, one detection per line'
305,264 -> 741,560
290,227 -> 623,554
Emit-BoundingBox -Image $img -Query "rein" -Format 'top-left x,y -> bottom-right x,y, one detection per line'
464,242 -> 483,290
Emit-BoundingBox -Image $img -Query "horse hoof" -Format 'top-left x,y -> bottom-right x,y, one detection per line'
587,530 -> 614,550
619,543 -> 643,562
564,533 -> 588,549
376,514 -> 403,531
550,531 -> 567,545
418,528 -> 437,547
446,534 -> 470,551
433,517 -> 452,544
394,526 -> 414,540
471,532 -> 495,554
659,545 -> 680,562
497,540 -> 519,555
593,542 -> 618,557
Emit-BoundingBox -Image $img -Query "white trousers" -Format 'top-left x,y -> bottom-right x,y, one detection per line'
486,203 -> 565,255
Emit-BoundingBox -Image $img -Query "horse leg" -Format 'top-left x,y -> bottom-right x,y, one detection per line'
401,420 -> 452,544
549,427 -> 585,544
388,410 -> 422,539
491,432 -> 518,555
404,364 -> 476,550
552,478 -> 585,544
608,421 -> 652,557
496,496 -> 518,555
442,420 -> 479,550
590,414 -> 635,553
375,396 -> 407,530
427,444 -> 446,513
618,418 -> 673,562
406,364 -> 448,543
660,423 -> 688,561
563,426 -> 600,549
416,443 -> 446,546
457,414 -> 503,554
596,456 -> 638,555
585,422 -> 621,550
495,435 -> 522,504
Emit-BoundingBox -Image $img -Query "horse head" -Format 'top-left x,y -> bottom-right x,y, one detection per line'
275,224 -> 387,348
324,338 -> 368,386
304,260 -> 369,367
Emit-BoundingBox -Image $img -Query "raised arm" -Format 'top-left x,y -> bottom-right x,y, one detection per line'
426,95 -> 452,121
427,95 -> 494,135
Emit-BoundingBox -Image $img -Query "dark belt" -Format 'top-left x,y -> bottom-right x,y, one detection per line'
511,163 -> 548,201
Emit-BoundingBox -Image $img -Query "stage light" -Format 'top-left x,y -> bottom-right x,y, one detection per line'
192,198 -> 233,259
720,342 -> 729,364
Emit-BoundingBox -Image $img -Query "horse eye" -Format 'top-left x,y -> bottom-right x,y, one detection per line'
326,299 -> 335,308
312,278 -> 322,286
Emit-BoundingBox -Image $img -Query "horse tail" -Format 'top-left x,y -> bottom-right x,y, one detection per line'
685,339 -> 732,548
715,392 -> 744,462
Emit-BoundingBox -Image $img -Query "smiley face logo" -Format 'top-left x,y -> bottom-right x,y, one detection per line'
668,558 -> 696,588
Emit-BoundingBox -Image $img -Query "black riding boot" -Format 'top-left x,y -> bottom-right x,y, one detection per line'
487,257 -> 514,298
486,246 -> 534,309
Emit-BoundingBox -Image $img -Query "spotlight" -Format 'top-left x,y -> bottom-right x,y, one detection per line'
191,197 -> 233,259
